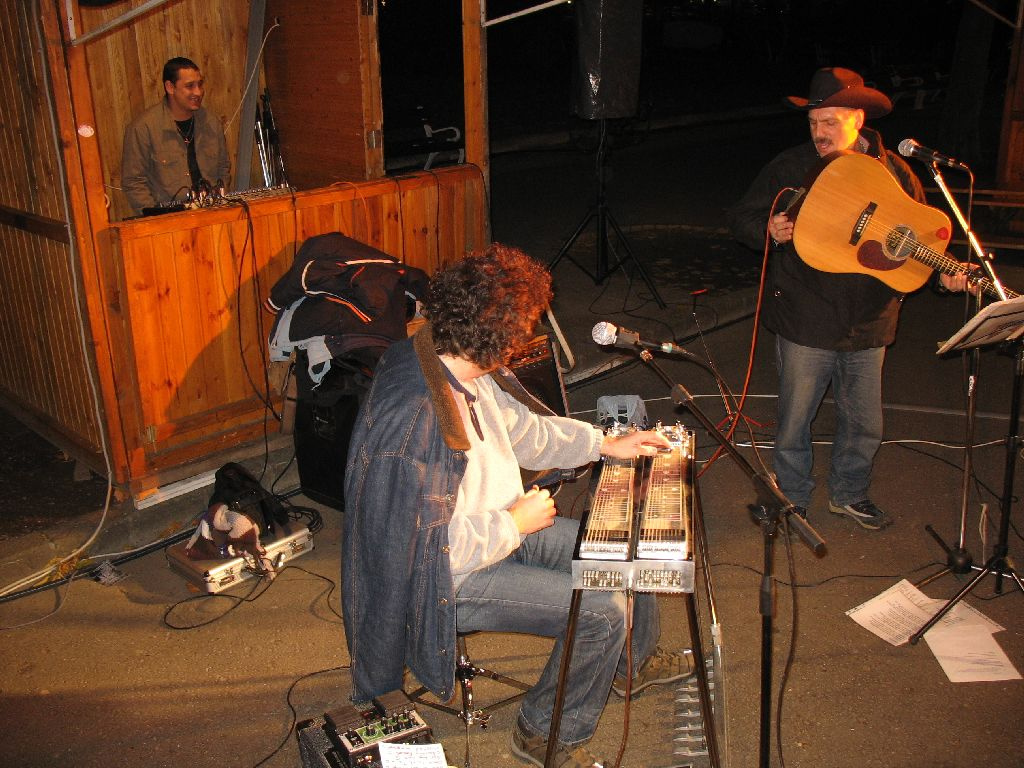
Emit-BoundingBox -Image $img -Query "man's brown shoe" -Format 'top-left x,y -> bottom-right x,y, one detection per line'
510,720 -> 604,768
611,646 -> 695,697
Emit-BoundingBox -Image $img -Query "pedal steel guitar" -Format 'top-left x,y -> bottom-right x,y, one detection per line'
573,423 -> 695,593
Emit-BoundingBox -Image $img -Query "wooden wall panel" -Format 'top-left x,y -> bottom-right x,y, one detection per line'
76,0 -> 252,221
263,0 -> 383,188
0,229 -> 103,456
0,2 -> 64,220
106,165 -> 485,492
112,201 -> 293,484
0,1 -> 102,464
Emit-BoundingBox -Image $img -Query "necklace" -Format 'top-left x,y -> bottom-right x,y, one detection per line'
440,360 -> 485,441
176,117 -> 195,145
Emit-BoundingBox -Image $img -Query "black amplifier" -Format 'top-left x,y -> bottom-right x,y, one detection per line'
508,333 -> 569,417
297,690 -> 433,768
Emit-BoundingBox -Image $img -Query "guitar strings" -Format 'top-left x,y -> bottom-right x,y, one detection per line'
840,218 -> 999,295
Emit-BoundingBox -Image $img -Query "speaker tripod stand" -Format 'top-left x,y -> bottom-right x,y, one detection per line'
548,118 -> 665,308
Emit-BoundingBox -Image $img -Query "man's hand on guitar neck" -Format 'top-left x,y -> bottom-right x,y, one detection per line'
768,213 -> 794,245
939,266 -> 981,296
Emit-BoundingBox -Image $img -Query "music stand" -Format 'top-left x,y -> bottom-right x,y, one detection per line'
909,296 -> 1024,644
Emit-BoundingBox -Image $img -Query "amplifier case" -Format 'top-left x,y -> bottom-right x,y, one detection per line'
509,334 -> 569,417
294,394 -> 359,510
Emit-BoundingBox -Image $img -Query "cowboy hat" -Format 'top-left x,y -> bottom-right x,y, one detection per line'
785,67 -> 892,118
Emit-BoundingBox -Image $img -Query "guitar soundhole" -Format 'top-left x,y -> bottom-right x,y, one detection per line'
884,226 -> 917,261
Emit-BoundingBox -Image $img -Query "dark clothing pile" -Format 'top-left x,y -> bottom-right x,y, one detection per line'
266,233 -> 429,388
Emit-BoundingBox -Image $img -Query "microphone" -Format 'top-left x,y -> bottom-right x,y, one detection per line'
592,321 -> 685,355
898,138 -> 970,171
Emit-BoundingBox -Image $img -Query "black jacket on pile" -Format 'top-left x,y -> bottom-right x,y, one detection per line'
266,232 -> 430,360
729,128 -> 925,351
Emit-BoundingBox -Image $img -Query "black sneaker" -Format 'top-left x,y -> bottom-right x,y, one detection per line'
611,647 -> 694,698
828,499 -> 890,530
510,720 -> 604,768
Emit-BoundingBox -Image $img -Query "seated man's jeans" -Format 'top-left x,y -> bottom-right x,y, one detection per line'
456,516 -> 659,746
774,335 -> 885,508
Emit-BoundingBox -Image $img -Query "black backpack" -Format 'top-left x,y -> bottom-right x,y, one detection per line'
207,462 -> 289,538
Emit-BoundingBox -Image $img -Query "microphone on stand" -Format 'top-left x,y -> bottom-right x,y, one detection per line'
591,321 -> 686,355
898,138 -> 970,171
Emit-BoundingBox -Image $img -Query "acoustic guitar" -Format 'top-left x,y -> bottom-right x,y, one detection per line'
791,152 -> 1017,300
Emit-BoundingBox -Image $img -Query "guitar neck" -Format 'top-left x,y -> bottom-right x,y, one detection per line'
919,246 -> 1019,300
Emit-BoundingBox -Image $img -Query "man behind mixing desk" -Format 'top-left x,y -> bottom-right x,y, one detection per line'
342,244 -> 693,768
121,56 -> 231,215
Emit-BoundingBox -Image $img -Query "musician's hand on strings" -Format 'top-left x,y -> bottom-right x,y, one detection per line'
510,486 -> 556,534
601,430 -> 672,460
939,265 -> 981,296
768,213 -> 794,244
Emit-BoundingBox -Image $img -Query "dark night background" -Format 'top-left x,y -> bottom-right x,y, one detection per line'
378,0 -> 1011,180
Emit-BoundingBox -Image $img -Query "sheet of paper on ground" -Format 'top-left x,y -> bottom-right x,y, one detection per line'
846,579 -> 1019,682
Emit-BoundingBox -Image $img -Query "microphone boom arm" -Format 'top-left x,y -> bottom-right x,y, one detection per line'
638,350 -> 826,554
924,162 -> 1006,301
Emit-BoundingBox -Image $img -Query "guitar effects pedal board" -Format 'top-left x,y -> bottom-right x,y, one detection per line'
297,690 -> 434,768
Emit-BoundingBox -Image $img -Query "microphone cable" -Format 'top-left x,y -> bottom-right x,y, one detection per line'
699,187 -> 796,477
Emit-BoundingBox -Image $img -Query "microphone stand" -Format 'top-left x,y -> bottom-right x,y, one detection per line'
636,349 -> 826,768
911,157 -> 993,601
925,161 -> 1004,299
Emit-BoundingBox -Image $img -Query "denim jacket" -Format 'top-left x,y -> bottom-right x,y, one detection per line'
342,324 -> 598,702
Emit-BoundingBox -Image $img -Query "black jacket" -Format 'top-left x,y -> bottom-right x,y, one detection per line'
265,232 -> 430,358
729,128 -> 925,350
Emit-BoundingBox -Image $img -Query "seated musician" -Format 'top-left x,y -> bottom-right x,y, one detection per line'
342,244 -> 692,768
729,67 -> 975,531
121,56 -> 231,215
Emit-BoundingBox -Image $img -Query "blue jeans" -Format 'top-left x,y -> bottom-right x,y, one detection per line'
774,336 -> 885,508
455,517 -> 659,746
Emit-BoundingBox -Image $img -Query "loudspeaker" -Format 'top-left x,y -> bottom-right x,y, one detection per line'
294,395 -> 358,511
293,350 -> 378,511
573,0 -> 643,120
509,335 -> 569,417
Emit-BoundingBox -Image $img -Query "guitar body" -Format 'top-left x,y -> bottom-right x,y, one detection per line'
792,153 -> 952,293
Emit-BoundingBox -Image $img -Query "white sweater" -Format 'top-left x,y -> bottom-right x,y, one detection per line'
447,374 -> 603,588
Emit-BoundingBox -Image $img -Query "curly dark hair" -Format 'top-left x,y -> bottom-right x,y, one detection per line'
426,244 -> 553,369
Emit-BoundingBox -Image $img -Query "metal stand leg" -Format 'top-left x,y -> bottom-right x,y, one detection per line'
910,343 -> 1024,644
407,635 -> 530,768
913,344 -> 982,590
684,592 -> 720,767
548,119 -> 666,308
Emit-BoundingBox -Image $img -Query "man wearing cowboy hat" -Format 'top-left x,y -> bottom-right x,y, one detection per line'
729,67 -> 971,531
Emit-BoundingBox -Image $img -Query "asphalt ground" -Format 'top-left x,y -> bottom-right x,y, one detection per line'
1,106 -> 1023,768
